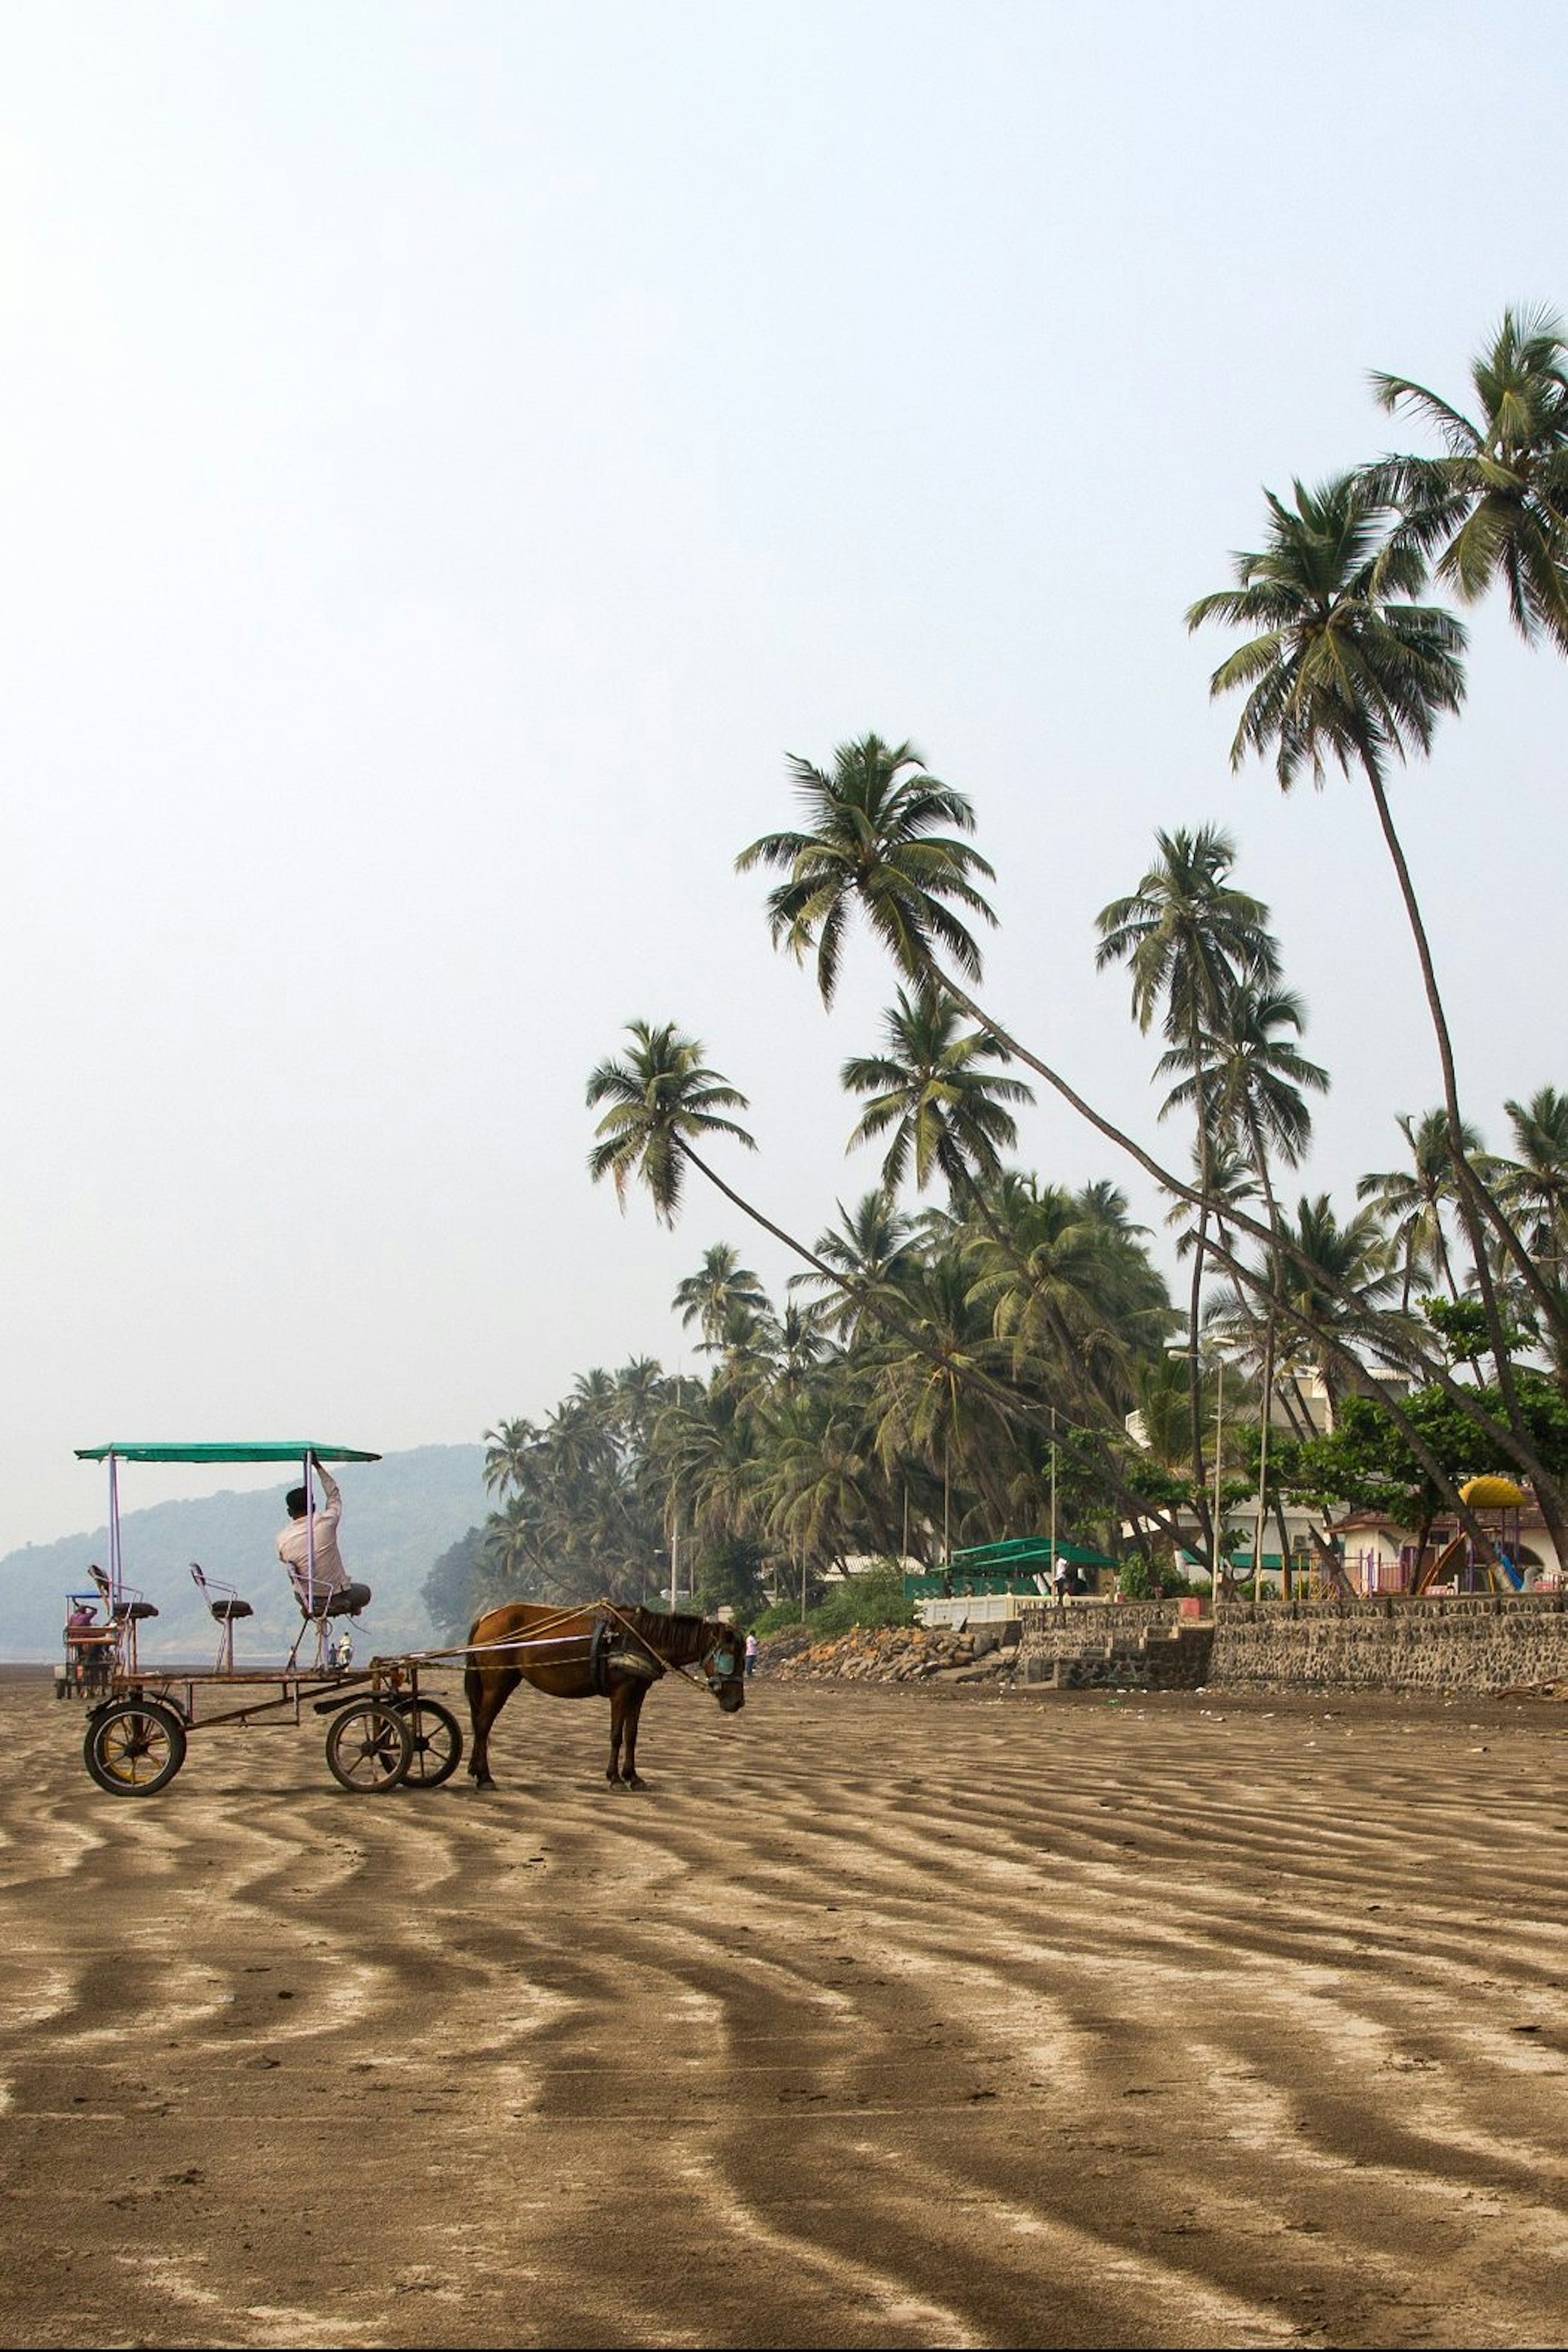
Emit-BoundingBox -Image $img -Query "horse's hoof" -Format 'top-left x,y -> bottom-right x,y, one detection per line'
624,1774 -> 646,1791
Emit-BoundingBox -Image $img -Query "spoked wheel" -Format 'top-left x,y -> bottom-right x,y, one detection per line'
394,1698 -> 463,1789
325,1702 -> 412,1793
84,1698 -> 188,1797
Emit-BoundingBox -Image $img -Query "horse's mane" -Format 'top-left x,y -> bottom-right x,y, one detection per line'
617,1604 -> 719,1666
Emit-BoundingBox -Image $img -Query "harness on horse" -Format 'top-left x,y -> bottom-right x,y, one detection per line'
588,1617 -> 666,1697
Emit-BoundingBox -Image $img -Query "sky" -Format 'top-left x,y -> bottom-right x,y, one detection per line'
3,0 -> 1567,1560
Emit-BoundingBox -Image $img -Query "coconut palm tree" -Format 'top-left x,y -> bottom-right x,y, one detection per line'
586,1021 -> 758,1225
1187,468 -> 1568,1542
672,1245 -> 771,1353
841,984 -> 1033,1197
788,1191 -> 920,1340
1267,1195 -> 1402,1414
1156,984 -> 1327,1201
1096,826 -> 1282,1555
735,734 -> 998,1008
1368,306 -> 1568,652
1357,1109 -> 1485,1310
737,733 -> 1561,1524
482,1418 -> 538,1497
1498,1086 -> 1568,1280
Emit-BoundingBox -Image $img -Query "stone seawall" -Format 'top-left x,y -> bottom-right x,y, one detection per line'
1013,1601 -> 1212,1691
1014,1593 -> 1568,1695
1210,1592 -> 1568,1694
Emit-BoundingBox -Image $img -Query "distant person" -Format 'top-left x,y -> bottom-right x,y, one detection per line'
67,1601 -> 96,1632
1054,1560 -> 1070,1601
276,1465 -> 372,1617
744,1630 -> 758,1679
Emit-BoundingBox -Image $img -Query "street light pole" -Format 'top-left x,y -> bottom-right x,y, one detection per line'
1213,1355 -> 1225,1595
1168,1343 -> 1226,1608
1049,1405 -> 1058,1587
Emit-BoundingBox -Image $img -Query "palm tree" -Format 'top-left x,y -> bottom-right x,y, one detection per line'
736,735 -> 1562,1528
1266,1195 -> 1402,1414
1156,983 -> 1327,1203
587,1019 -> 1055,1454
788,1191 -> 920,1339
735,734 -> 998,1007
842,984 -> 1033,1197
672,1244 -> 771,1353
1498,1086 -> 1568,1280
1357,1109 -> 1484,1309
1368,306 -> 1568,652
1097,826 -> 1280,1558
482,1418 -> 538,1497
1187,471 -> 1568,1508
586,1020 -> 757,1225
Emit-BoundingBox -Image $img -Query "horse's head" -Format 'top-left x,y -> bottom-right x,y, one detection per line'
698,1620 -> 746,1713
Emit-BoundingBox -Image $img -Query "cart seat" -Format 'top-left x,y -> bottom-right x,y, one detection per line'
297,1581 -> 372,1621
89,1564 -> 159,1622
189,1563 -> 253,1623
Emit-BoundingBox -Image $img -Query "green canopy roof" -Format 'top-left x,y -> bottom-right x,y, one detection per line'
951,1536 -> 1118,1569
75,1441 -> 381,1465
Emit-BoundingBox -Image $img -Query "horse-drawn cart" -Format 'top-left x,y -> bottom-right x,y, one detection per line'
69,1441 -> 463,1798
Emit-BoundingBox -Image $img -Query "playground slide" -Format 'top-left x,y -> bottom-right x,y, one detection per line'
1414,1532 -> 1466,1595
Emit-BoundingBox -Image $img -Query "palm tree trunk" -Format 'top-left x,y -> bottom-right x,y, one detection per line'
1360,754 -> 1565,1346
1358,755 -> 1568,1568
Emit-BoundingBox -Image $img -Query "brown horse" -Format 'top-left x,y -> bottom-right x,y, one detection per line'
464,1601 -> 746,1790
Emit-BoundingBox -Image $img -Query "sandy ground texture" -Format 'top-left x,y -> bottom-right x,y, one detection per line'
1,1665 -> 1566,2352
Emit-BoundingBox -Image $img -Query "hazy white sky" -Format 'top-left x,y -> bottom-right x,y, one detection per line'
4,0 -> 1566,1560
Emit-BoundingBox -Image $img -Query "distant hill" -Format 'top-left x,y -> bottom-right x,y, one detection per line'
0,1446 -> 487,1662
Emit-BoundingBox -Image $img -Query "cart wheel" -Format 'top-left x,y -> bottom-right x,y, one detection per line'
84,1699 -> 188,1797
394,1698 -> 463,1789
325,1702 -> 412,1793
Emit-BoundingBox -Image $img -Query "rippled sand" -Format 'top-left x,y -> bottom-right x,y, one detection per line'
2,1666 -> 1565,2349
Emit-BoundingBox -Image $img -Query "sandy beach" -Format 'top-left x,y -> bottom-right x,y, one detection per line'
1,1664 -> 1565,2349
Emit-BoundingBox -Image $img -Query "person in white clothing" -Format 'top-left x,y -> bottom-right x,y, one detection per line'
276,1465 -> 372,1617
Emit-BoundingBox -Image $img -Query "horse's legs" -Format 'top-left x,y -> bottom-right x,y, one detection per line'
466,1666 -> 522,1788
620,1685 -> 649,1789
606,1685 -> 631,1786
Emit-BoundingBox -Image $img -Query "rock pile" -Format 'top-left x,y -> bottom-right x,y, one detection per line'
766,1621 -> 1017,1685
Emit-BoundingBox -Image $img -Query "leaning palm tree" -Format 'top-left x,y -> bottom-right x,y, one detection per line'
587,1018 -> 1061,1453
842,984 -> 1033,1196
1357,1108 -> 1483,1309
586,1020 -> 758,1225
788,1190 -> 920,1340
1368,306 -> 1568,653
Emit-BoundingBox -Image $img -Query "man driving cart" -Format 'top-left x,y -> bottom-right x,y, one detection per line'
276,1462 -> 372,1619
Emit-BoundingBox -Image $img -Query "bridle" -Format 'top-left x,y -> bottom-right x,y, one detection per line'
697,1631 -> 745,1701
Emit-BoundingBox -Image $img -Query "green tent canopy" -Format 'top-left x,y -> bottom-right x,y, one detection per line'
75,1442 -> 381,1465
